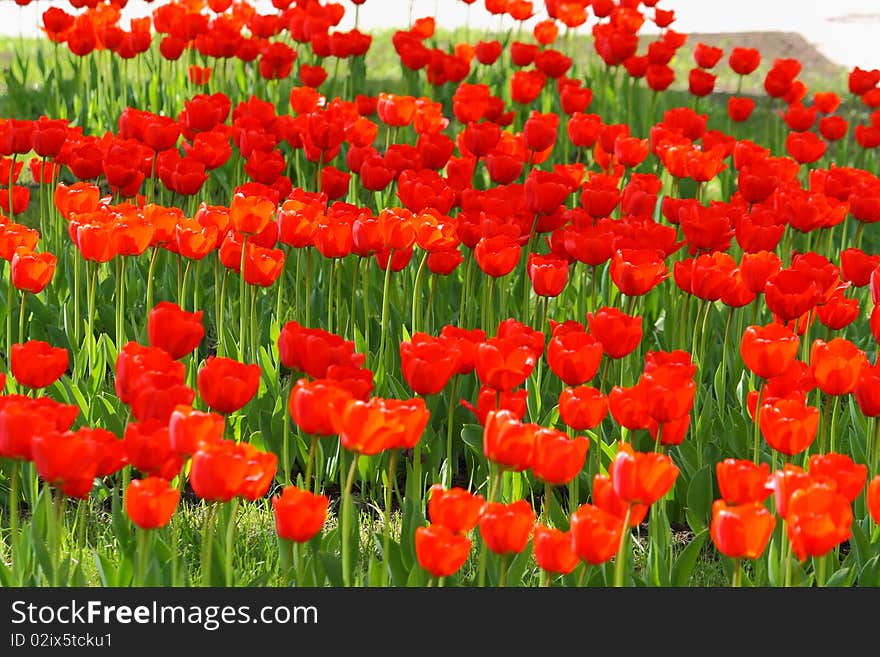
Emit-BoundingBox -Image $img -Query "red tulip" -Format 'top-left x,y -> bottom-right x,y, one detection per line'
586,306 -> 643,359
197,356 -> 261,414
759,393 -> 819,456
10,340 -> 68,389
415,524 -> 472,577
399,333 -> 460,396
610,442 -> 679,506
272,485 -> 329,543
478,499 -> 536,555
531,428 -> 589,486
125,477 -> 180,529
147,301 -> 205,360
710,500 -> 776,560
810,338 -> 867,396
569,503 -> 622,565
715,458 -> 772,505
483,409 -> 536,472
11,249 -> 56,294
740,323 -> 799,380
168,405 -> 225,457
427,484 -> 486,534
533,525 -> 579,575
785,482 -> 852,562
808,452 -> 867,503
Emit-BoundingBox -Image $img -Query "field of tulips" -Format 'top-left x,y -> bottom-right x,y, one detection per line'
0,0 -> 879,590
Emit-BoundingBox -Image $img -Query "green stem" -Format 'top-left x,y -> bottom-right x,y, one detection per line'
145,247 -> 159,327
383,449 -> 397,584
224,498 -> 240,586
86,260 -> 98,375
136,527 -> 149,586
6,268 -> 12,371
753,384 -> 764,464
411,251 -> 428,334
341,455 -> 360,587
445,377 -> 460,488
731,559 -> 741,587
498,554 -> 509,588
170,463 -> 188,585
200,503 -> 217,587
239,235 -> 249,361
815,554 -> 826,587
377,250 -> 394,389
870,416 -> 880,478
304,434 -> 318,490
8,460 -> 19,578
305,248 -> 312,327
613,505 -> 633,588
53,487 -> 64,586
18,292 -> 26,346
362,258 -> 371,355
327,257 -> 335,334
72,252 -> 81,346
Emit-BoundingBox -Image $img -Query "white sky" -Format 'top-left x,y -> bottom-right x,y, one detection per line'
2,0 -> 879,70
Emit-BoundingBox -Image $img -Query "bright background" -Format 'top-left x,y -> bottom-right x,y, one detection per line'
1,0 -> 878,70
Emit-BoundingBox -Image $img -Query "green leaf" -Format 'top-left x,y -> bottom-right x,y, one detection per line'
505,541 -> 534,586
460,423 -> 483,456
672,530 -> 708,586
318,550 -> 344,586
825,567 -> 853,587
685,465 -> 713,532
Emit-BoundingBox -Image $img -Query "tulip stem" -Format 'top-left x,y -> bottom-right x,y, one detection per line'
8,460 -> 19,578
136,527 -> 149,586
870,417 -> 880,478
200,503 -> 217,587
383,450 -> 397,584
218,270 -> 228,358
377,249 -> 394,391
411,251 -> 428,335
6,267 -> 12,370
86,260 -> 97,376
445,377 -> 459,488
18,292 -> 26,346
53,487 -> 65,586
341,455 -> 359,587
305,248 -> 312,327
304,434 -> 318,492
362,258 -> 371,356
752,384 -> 764,464
815,554 -> 827,587
498,554 -> 509,588
458,253 -> 471,327
613,504 -> 633,588
170,463 -> 188,586
145,247 -> 159,333
295,541 -> 305,587
224,498 -> 240,586
239,234 -> 249,362
327,257 -> 335,334
731,559 -> 742,587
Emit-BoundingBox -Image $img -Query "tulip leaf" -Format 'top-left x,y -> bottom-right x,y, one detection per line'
506,540 -> 534,587
376,535 -> 407,587
825,567 -> 853,587
685,465 -> 713,533
460,423 -> 483,457
318,549 -> 344,587
672,530 -> 708,586
0,560 -> 11,587
858,555 -> 880,586
547,485 -> 569,531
